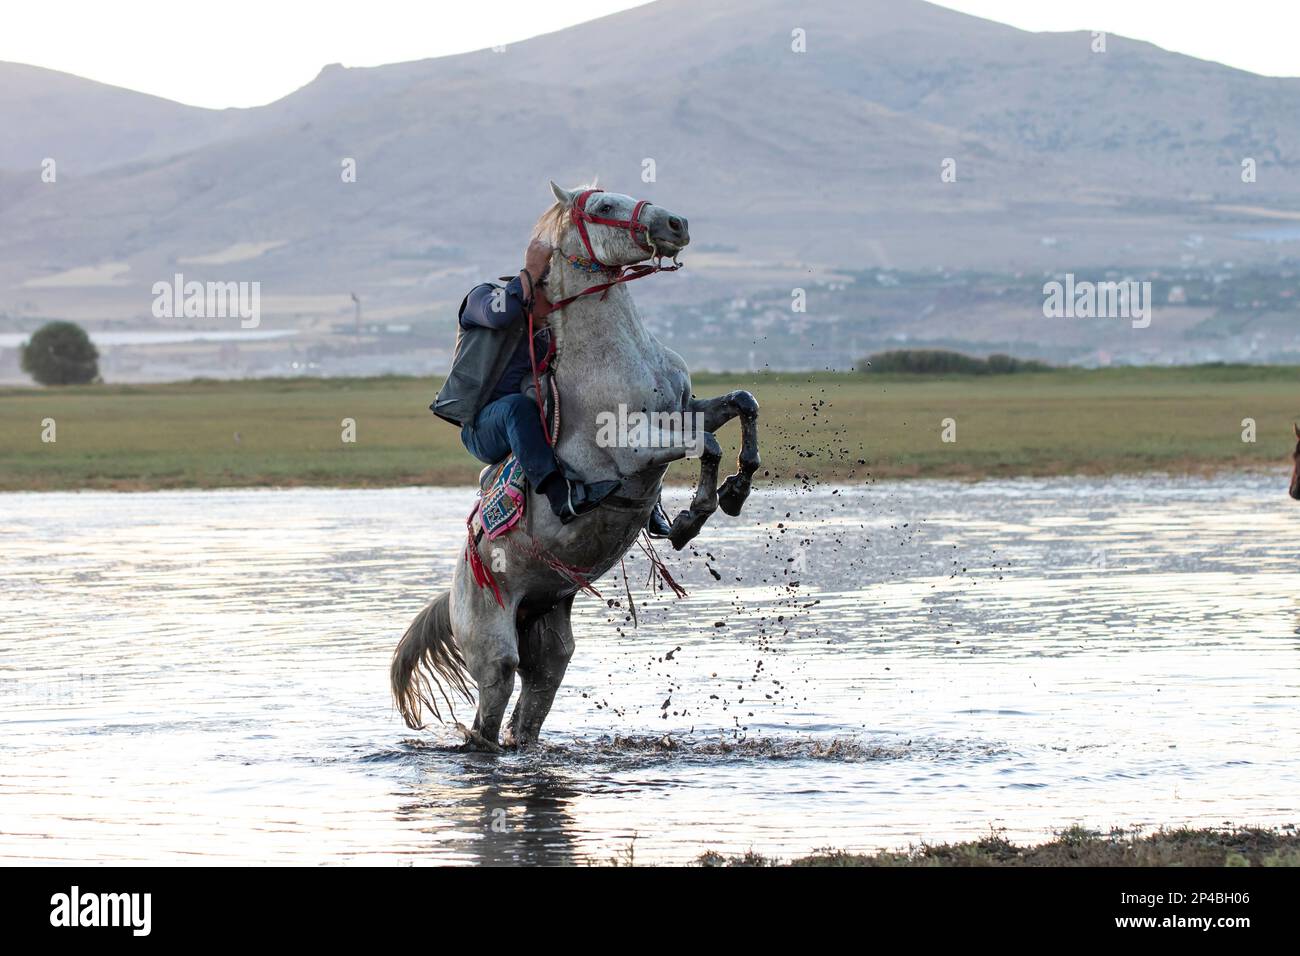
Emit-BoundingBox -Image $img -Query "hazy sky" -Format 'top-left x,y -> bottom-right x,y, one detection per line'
2,0 -> 1296,109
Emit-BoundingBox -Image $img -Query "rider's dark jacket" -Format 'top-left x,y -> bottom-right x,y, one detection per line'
431,275 -> 551,427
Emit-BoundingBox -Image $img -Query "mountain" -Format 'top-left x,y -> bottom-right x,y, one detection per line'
2,0 -> 1299,379
0,62 -> 231,173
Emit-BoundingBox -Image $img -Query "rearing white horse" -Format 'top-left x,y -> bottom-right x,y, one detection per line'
392,181 -> 760,750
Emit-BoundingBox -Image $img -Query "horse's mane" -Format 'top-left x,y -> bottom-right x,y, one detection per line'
531,202 -> 569,245
531,181 -> 598,245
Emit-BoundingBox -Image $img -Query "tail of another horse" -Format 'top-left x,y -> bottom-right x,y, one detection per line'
391,590 -> 473,729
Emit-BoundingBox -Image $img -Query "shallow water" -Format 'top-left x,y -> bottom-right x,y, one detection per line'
2,475 -> 1298,865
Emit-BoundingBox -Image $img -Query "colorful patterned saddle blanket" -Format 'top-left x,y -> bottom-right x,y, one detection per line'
470,455 -> 528,540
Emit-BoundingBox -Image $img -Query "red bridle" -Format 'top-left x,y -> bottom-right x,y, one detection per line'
521,189 -> 684,447
570,188 -> 656,265
529,189 -> 683,320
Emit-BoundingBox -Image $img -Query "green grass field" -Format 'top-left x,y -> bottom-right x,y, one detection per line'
1,367 -> 1296,491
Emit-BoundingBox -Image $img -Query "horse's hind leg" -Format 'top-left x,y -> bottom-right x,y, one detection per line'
452,572 -> 519,752
464,633 -> 517,752
507,596 -> 575,749
690,390 -> 760,516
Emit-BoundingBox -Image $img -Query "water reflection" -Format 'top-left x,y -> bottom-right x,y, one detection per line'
389,744 -> 586,865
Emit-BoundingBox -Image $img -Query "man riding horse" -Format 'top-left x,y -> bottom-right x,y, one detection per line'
432,225 -> 672,535
394,181 -> 760,750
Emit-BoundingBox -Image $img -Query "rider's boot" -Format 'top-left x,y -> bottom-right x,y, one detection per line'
645,498 -> 672,538
540,472 -> 620,524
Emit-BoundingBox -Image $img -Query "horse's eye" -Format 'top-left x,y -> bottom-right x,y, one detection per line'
600,203 -> 612,212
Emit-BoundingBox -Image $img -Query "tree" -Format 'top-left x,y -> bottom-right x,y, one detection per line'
21,321 -> 100,385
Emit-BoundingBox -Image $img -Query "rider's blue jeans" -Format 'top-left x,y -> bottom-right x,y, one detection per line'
461,393 -> 559,488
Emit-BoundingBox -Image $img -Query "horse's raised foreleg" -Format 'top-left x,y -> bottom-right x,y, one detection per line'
689,390 -> 760,517
667,430 -> 721,550
507,595 -> 576,749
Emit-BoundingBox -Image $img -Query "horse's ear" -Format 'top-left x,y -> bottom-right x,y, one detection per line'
1293,422 -> 1299,441
549,180 -> 575,207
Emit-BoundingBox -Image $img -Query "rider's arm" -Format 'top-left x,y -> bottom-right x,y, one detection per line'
459,277 -> 530,331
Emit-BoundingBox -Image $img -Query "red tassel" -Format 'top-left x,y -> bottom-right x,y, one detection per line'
466,522 -> 504,608
510,534 -> 600,598
638,532 -> 687,598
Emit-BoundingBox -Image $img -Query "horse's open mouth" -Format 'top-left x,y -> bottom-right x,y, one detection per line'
648,229 -> 688,252
649,239 -> 687,259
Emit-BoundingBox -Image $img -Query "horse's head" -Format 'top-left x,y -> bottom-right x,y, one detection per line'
1290,423 -> 1300,500
542,180 -> 689,268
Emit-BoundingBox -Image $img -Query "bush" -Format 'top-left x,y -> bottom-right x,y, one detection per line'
985,353 -> 1050,374
21,321 -> 100,385
857,349 -> 1050,375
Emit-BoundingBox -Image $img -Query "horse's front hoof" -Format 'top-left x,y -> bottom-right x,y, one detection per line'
718,474 -> 751,516
668,508 -> 707,550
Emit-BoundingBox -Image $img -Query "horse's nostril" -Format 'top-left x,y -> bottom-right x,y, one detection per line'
668,216 -> 684,233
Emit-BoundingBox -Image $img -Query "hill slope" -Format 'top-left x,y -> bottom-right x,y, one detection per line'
2,0 -> 1298,373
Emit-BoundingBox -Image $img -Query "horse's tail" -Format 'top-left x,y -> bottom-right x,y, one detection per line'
391,590 -> 473,730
